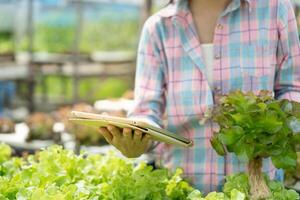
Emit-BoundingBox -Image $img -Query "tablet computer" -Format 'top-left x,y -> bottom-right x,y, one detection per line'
69,111 -> 193,148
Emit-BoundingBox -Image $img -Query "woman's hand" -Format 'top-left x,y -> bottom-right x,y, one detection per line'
99,125 -> 151,158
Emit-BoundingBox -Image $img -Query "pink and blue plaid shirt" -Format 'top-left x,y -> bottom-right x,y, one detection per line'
128,0 -> 300,193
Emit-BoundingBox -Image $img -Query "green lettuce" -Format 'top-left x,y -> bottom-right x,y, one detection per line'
0,145 -> 201,200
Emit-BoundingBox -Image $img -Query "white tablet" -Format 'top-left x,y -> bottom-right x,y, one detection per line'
69,111 -> 193,148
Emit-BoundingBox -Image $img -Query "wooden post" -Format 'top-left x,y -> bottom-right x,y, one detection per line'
27,0 -> 35,113
140,0 -> 152,28
72,0 -> 84,103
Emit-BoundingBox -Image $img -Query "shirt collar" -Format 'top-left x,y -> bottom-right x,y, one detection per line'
159,0 -> 253,18
226,0 -> 253,14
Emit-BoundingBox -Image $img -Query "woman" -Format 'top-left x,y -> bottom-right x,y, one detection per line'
99,0 -> 300,193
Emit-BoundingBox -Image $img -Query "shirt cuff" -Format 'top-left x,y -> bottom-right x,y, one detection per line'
276,91 -> 300,103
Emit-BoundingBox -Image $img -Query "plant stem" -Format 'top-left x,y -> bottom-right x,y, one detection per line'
248,157 -> 271,200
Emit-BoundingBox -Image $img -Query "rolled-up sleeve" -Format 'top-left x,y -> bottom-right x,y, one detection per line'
275,0 -> 300,102
127,17 -> 166,128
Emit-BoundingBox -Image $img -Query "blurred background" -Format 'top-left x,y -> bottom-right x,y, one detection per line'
0,0 -> 167,153
0,0 -> 299,191
0,0 -> 167,113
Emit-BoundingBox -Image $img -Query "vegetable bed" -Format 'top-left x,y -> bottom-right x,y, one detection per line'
0,144 -> 246,200
0,90 -> 299,200
0,143 -> 298,200
0,144 -> 199,200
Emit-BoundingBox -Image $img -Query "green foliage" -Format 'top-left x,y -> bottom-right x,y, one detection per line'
165,168 -> 198,199
34,25 -> 75,53
223,173 -> 250,197
34,76 -> 130,102
186,189 -> 246,200
18,19 -> 138,53
0,144 -> 259,200
0,143 -> 11,164
268,179 -> 300,200
0,32 -> 13,54
0,144 -> 201,200
223,173 -> 300,200
212,90 -> 299,170
210,136 -> 226,156
93,78 -> 130,100
202,192 -> 226,200
80,20 -> 139,53
198,189 -> 245,200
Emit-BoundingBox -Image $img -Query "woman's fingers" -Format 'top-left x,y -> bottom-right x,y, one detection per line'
100,125 -> 151,155
133,130 -> 142,141
123,128 -> 132,140
99,126 -> 152,158
142,134 -> 151,143
99,127 -> 113,143
107,125 -> 122,138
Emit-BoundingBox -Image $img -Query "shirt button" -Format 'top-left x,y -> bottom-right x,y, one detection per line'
214,86 -> 221,91
214,54 -> 221,59
217,24 -> 223,30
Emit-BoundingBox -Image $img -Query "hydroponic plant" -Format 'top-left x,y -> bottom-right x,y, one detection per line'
211,90 -> 300,200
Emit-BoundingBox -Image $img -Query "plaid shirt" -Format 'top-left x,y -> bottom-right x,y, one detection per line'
128,0 -> 300,193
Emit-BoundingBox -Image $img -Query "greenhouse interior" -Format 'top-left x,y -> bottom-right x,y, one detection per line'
0,0 -> 300,199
